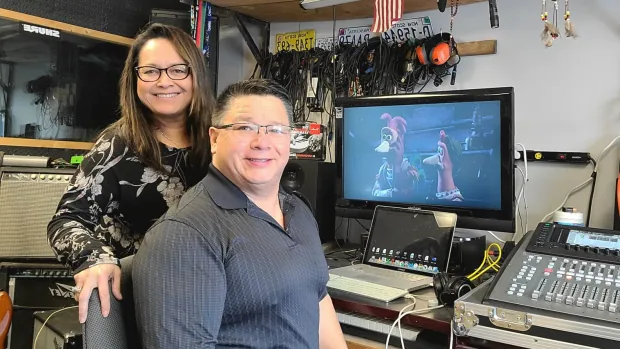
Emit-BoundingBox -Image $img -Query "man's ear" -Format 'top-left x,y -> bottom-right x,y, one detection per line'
209,127 -> 218,154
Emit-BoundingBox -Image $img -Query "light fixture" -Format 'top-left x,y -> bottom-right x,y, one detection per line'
299,0 -> 360,10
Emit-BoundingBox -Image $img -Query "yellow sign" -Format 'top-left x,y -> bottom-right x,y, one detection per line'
275,29 -> 316,52
535,152 -> 542,160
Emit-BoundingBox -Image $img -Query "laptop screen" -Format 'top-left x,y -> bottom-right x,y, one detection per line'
363,206 -> 457,276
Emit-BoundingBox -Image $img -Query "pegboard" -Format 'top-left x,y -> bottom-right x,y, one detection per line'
2,0 -> 191,38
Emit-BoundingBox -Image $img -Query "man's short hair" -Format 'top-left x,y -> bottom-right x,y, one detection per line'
213,79 -> 294,126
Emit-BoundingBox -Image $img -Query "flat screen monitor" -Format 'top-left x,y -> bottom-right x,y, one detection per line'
335,87 -> 515,233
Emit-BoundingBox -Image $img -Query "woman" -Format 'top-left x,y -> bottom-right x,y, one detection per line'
47,23 -> 214,323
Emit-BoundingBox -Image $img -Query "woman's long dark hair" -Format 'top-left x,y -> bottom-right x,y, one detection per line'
101,23 -> 214,173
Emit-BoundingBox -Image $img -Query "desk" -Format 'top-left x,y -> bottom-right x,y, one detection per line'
326,251 -> 511,349
326,251 -> 452,348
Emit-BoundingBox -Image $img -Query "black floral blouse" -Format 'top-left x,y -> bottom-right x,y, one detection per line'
47,132 -> 210,273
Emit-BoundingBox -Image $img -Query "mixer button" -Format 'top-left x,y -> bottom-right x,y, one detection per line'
507,291 -> 514,295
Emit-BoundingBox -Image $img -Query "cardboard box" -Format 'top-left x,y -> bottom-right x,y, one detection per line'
289,122 -> 326,160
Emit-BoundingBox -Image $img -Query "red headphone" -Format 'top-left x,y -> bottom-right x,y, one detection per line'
415,33 -> 456,66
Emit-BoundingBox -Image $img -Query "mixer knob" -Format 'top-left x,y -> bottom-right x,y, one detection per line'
584,246 -> 591,253
604,248 -> 610,255
565,244 -> 571,250
614,250 -> 620,257
574,245 -> 581,251
594,247 -> 600,254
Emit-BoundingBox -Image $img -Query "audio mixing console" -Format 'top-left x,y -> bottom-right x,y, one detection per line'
484,223 -> 620,326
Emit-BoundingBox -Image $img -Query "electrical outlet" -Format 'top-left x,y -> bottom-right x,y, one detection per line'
516,150 -> 591,164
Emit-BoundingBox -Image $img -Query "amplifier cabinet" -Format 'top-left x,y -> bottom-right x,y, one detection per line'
0,262 -> 76,349
0,167 -> 76,259
33,308 -> 81,349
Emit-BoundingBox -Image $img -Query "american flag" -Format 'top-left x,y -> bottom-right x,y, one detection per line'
371,0 -> 404,33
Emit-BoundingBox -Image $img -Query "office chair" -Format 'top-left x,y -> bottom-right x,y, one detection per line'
0,290 -> 12,349
82,256 -> 141,349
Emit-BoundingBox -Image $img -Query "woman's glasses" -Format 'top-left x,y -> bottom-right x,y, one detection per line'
135,64 -> 191,82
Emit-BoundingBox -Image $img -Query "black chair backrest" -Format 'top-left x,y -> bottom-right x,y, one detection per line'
82,256 -> 141,349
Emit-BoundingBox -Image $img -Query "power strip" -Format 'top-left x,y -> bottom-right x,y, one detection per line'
515,150 -> 591,164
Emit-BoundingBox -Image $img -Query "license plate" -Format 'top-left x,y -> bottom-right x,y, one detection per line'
275,29 -> 316,52
315,37 -> 335,50
338,16 -> 433,46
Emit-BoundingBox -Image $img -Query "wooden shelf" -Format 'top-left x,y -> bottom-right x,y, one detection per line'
211,0 -> 486,22
0,9 -> 132,46
0,137 -> 94,150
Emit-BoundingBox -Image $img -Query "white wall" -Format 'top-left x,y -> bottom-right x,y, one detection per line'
217,17 -> 265,95
270,0 -> 620,236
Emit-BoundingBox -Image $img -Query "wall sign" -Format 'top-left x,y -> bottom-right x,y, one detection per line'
19,22 -> 61,39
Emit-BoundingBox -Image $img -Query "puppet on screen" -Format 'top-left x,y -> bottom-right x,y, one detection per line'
423,130 -> 464,201
372,113 -> 419,198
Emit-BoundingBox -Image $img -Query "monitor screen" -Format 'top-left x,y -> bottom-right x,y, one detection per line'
364,207 -> 456,275
343,100 -> 502,210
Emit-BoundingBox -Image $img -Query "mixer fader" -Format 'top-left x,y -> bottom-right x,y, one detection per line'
484,223 -> 620,325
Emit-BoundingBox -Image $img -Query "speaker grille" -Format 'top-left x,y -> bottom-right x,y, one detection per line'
0,171 -> 72,258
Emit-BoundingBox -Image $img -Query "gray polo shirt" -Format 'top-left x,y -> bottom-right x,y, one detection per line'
132,164 -> 329,349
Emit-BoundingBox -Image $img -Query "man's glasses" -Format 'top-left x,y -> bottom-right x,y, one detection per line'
215,122 -> 292,141
135,64 -> 191,82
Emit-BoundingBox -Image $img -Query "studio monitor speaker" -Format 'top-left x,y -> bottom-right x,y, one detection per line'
281,160 -> 336,243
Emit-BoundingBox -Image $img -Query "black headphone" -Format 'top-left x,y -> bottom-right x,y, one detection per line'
432,272 -> 474,307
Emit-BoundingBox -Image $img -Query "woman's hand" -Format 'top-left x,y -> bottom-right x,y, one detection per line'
73,264 -> 123,323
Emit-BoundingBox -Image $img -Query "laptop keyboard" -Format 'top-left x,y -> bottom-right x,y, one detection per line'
327,275 -> 409,302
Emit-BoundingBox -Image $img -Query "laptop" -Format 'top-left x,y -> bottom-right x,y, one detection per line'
328,205 -> 457,297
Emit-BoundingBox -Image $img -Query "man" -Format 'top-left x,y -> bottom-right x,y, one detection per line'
132,79 -> 347,349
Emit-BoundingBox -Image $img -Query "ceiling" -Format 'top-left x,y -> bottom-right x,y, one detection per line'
211,0 -> 486,22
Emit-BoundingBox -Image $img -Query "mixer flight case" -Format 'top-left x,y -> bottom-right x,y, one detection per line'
453,225 -> 620,349
454,279 -> 620,349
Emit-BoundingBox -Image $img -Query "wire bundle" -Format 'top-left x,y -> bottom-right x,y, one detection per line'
467,242 -> 502,281
253,37 -> 457,123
